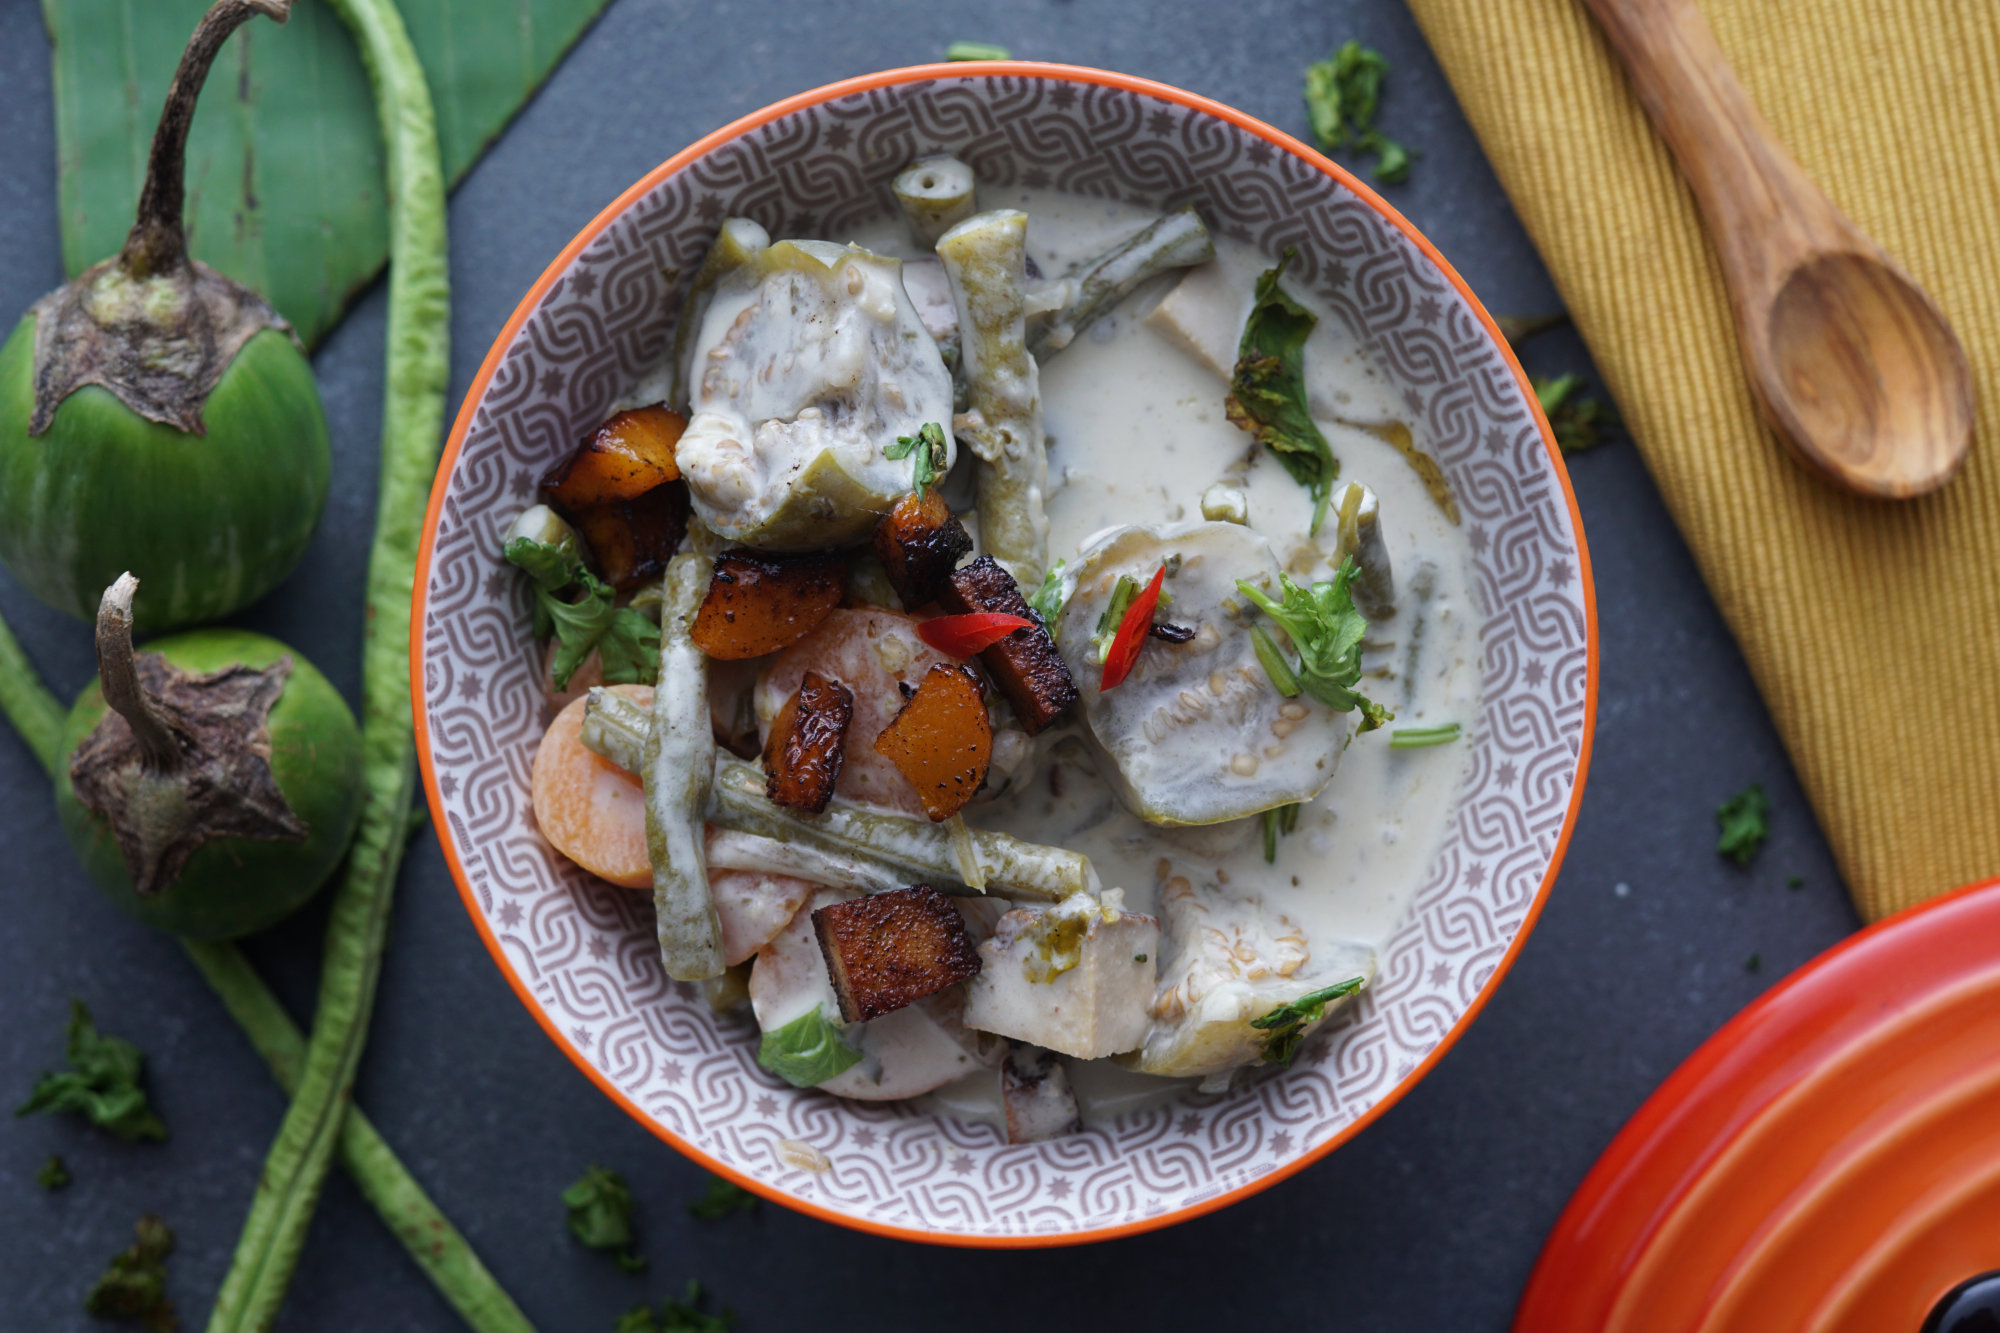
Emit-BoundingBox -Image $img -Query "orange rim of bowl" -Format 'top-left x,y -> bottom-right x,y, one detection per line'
409,60 -> 1600,1248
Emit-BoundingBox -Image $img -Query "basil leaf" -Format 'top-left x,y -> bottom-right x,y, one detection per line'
756,1007 -> 862,1088
1225,253 -> 1340,534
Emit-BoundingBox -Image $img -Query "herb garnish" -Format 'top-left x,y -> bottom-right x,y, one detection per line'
1745,953 -> 1762,973
1236,558 -> 1391,730
38,1154 -> 70,1190
1534,373 -> 1618,453
1226,252 -> 1340,534
1303,41 -> 1412,183
1390,722 -> 1461,749
616,1280 -> 736,1333
1251,977 -> 1367,1067
1090,574 -> 1142,664
1716,783 -> 1771,866
945,41 -> 1010,61
85,1214 -> 176,1332
504,535 -> 660,691
1026,559 -> 1068,623
687,1175 -> 759,1221
755,1007 -> 863,1088
563,1165 -> 646,1273
17,1001 -> 166,1143
885,422 -> 950,501
1262,802 -> 1302,863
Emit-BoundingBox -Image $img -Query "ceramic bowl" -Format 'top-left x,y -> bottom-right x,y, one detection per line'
412,62 -> 1596,1246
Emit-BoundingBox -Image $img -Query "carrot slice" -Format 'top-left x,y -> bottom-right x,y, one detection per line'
872,663 -> 993,821
529,685 -> 653,888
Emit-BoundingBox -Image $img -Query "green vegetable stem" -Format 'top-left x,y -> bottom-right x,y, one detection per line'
0,0 -> 330,633
204,0 -> 450,1324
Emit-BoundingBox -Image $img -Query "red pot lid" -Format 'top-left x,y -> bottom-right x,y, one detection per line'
1517,877 -> 2000,1333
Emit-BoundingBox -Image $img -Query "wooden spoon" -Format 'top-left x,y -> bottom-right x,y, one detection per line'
1582,0 -> 1974,498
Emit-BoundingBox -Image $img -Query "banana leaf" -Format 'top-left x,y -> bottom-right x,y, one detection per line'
42,0 -> 613,347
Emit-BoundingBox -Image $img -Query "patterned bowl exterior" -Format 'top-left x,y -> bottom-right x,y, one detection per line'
413,65 -> 1595,1246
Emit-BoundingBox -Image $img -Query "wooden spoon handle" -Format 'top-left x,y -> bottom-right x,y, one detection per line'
1581,0 -> 1854,304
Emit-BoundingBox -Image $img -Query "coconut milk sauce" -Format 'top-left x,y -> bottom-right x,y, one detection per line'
784,193 -> 1477,1124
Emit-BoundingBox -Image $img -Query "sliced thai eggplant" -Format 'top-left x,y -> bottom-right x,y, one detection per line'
672,239 -> 954,550
1051,520 -> 1359,825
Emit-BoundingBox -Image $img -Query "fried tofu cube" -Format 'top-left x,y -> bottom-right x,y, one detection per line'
872,489 -> 973,608
937,556 -> 1078,735
962,893 -> 1159,1059
812,885 -> 981,1022
763,670 -> 852,814
1001,1046 -> 1080,1144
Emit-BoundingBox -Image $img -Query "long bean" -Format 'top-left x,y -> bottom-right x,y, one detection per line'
1027,206 -> 1215,359
937,210 -> 1048,587
892,154 -> 976,250
0,608 -> 532,1332
205,0 -> 448,1325
645,554 -> 723,980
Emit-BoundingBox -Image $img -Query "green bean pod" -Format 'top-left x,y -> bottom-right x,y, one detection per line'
1027,205 -> 1215,359
892,154 -> 977,250
936,210 -> 1048,586
645,554 -> 724,980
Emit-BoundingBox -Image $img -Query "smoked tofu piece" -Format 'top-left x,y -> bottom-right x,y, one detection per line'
1001,1046 -> 1081,1144
812,885 -> 980,1022
938,556 -> 1078,735
1145,259 -> 1245,381
872,490 -> 973,609
763,671 -> 852,814
962,893 -> 1159,1060
1130,878 -> 1376,1081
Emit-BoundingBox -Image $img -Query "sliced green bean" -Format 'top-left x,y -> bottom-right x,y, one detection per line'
645,554 -> 723,980
181,942 -> 536,1333
579,692 -> 1089,903
1027,205 -> 1215,358
668,216 -> 769,410
705,827 -> 903,894
207,0 -> 448,1326
937,210 -> 1048,586
892,155 -> 977,250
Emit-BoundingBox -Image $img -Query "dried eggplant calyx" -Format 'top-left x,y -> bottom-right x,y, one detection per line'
68,574 -> 305,898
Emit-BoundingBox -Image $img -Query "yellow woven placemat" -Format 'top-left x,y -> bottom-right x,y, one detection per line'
1404,1 -> 2000,921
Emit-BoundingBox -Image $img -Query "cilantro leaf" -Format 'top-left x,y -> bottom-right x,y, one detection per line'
1236,557 -> 1391,731
1251,977 -> 1367,1067
1226,253 -> 1340,534
1025,560 -> 1068,624
1533,373 -> 1619,453
507,536 -> 660,690
85,1214 -> 176,1332
1304,41 -> 1415,183
1716,783 -> 1771,866
687,1175 -> 759,1221
755,1007 -> 862,1088
564,1164 -> 645,1273
885,422 -> 950,500
38,1154 -> 70,1190
17,1002 -> 166,1143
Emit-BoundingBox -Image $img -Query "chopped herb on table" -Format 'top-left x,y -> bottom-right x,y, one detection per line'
1226,252 -> 1340,534
1787,874 -> 1805,890
1252,977 -> 1368,1067
945,40 -> 1010,61
1534,373 -> 1619,453
1236,558 -> 1391,730
688,1175 -> 759,1221
17,1001 -> 166,1143
1745,953 -> 1762,973
38,1154 -> 71,1190
564,1164 -> 646,1273
1716,783 -> 1771,866
617,1280 -> 737,1333
1303,40 -> 1413,183
85,1214 -> 176,1333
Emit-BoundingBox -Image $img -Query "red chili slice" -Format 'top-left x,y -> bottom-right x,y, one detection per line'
1099,563 -> 1167,692
916,612 -> 1034,657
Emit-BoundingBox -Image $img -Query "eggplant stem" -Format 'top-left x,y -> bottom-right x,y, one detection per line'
94,573 -> 181,770
120,0 -> 294,279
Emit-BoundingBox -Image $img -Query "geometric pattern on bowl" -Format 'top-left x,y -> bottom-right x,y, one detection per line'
413,65 -> 1595,1245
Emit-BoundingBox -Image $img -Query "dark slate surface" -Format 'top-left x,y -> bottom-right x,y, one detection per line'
0,0 -> 1860,1327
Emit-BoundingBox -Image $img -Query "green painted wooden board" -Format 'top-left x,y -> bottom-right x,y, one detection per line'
42,0 -> 613,347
